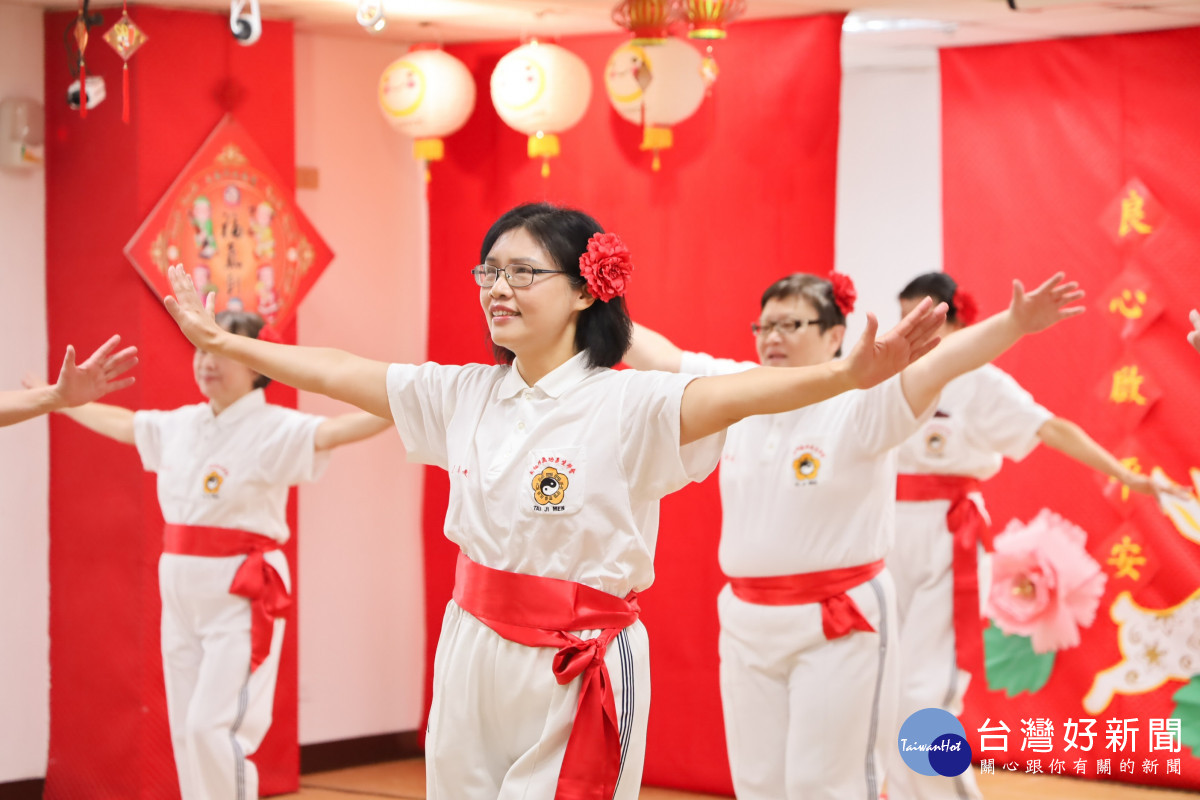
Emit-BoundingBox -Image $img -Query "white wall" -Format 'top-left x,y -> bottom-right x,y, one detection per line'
835,59 -> 943,343
293,30 -> 429,743
0,4 -> 48,783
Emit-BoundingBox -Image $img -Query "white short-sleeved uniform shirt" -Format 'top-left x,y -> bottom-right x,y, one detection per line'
386,352 -> 725,598
679,351 -> 932,577
133,389 -> 329,544
896,364 -> 1052,480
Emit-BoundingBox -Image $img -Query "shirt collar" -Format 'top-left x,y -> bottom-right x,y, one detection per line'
496,351 -> 596,400
204,388 -> 266,424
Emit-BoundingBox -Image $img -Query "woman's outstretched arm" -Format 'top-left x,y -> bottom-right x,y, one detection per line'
900,272 -> 1085,416
163,265 -> 393,419
678,299 -> 946,445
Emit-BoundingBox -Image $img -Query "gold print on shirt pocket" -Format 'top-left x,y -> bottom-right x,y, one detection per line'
790,443 -> 827,487
526,448 -> 584,515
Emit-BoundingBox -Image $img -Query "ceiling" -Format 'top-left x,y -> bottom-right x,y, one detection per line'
21,0 -> 1200,68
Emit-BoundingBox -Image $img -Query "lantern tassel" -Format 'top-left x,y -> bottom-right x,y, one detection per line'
79,61 -> 87,119
123,62 -> 130,124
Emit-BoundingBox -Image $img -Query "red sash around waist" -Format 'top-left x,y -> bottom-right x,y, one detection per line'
728,560 -> 885,640
163,524 -> 289,673
896,474 -> 988,675
451,552 -> 639,800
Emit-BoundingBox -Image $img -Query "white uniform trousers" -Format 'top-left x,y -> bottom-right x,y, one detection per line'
425,599 -> 649,800
717,570 -> 899,800
886,501 -> 982,800
159,551 -> 289,800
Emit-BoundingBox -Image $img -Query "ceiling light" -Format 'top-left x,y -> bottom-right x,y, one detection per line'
842,15 -> 958,34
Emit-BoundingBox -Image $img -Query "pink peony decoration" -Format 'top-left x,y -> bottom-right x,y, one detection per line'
986,509 -> 1107,654
579,232 -> 634,303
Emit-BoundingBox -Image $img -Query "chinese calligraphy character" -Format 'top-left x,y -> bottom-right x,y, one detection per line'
1119,189 -> 1153,237
1168,758 -> 1181,775
1049,759 -> 1066,775
1108,289 -> 1148,319
1142,759 -> 1158,774
1063,718 -> 1097,752
1003,761 -> 1020,772
980,759 -> 994,775
1149,718 -> 1182,753
978,718 -> 1011,752
1026,760 -> 1044,774
1120,758 -> 1135,774
1098,759 -> 1111,775
1107,719 -> 1139,752
1073,759 -> 1088,775
1021,718 -> 1055,753
1110,366 -> 1149,406
1107,535 -> 1147,579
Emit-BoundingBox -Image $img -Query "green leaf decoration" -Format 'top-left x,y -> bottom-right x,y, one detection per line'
983,622 -> 1056,697
1171,676 -> 1200,758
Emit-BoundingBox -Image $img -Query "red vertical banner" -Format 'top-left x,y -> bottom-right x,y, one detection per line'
942,26 -> 1200,791
44,9 -> 300,798
424,15 -> 843,794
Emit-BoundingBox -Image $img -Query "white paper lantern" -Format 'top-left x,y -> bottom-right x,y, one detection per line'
490,41 -> 592,177
605,38 -> 706,171
378,48 -> 476,180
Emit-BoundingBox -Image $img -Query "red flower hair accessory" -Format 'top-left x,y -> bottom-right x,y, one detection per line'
828,271 -> 857,315
954,289 -> 978,326
579,232 -> 634,303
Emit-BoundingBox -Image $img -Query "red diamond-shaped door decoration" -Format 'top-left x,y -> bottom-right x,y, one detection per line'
125,116 -> 333,332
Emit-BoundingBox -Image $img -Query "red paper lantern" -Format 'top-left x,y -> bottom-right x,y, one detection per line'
611,0 -> 674,45
672,0 -> 746,40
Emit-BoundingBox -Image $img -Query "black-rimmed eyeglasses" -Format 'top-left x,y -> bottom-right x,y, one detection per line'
471,264 -> 566,288
751,318 -> 822,337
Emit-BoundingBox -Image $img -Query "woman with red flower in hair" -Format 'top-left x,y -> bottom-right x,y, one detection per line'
887,271 -> 1170,800
159,201 -> 949,800
625,268 -> 1087,800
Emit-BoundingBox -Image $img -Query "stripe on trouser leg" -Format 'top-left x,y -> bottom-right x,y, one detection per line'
232,680 -> 249,800
864,579 -> 887,800
613,629 -> 634,797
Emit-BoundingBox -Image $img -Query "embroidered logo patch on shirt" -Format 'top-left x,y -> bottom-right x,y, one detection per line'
202,465 -> 229,497
791,444 -> 825,486
528,453 -> 580,514
924,424 -> 952,458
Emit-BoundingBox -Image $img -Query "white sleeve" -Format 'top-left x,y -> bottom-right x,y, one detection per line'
678,350 -> 757,377
254,409 -> 329,485
619,371 -> 726,502
132,409 -> 170,473
851,375 -> 933,455
386,362 -> 478,470
969,366 -> 1054,461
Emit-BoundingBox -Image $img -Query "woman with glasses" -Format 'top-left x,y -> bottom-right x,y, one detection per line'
159,202 -> 946,800
886,272 -> 1171,800
623,269 -> 1084,800
31,310 -> 390,800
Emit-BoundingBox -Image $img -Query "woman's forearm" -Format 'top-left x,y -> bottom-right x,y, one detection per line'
211,333 -> 393,419
679,362 -> 854,444
58,402 -> 137,445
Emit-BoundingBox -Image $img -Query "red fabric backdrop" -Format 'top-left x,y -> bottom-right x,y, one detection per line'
943,27 -> 1200,791
422,15 -> 842,795
43,9 -> 300,797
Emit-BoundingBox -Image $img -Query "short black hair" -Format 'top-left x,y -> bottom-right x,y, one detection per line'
899,272 -> 963,324
214,310 -> 271,389
759,273 -> 846,357
479,203 -> 632,369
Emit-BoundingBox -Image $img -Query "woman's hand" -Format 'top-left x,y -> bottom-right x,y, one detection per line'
842,298 -> 947,390
163,264 -> 225,351
1188,308 -> 1200,355
1010,272 -> 1086,334
22,336 -> 138,408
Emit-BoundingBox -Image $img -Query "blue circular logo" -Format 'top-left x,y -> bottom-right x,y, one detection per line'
897,708 -> 973,777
